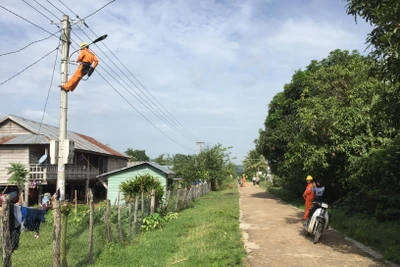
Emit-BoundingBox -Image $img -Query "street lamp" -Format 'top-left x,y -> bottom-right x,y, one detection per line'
69,34 -> 108,58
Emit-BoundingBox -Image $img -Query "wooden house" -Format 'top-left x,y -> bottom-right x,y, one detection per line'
96,162 -> 176,204
0,114 -> 128,204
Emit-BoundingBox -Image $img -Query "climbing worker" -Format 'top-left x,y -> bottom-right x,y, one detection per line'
59,42 -> 98,92
302,175 -> 314,220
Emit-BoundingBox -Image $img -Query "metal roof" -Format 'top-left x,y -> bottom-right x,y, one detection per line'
97,161 -> 175,178
0,115 -> 127,158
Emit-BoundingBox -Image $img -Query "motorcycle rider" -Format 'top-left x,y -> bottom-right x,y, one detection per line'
302,175 -> 314,220
308,180 -> 325,220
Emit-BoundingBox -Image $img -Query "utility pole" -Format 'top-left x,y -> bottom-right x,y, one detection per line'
58,14 -> 70,267
57,14 -> 70,201
196,142 -> 204,153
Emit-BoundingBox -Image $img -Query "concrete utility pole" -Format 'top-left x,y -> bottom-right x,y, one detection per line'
196,142 -> 204,153
57,14 -> 71,201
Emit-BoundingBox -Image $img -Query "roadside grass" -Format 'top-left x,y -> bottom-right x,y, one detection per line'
265,185 -> 400,264
94,180 -> 246,266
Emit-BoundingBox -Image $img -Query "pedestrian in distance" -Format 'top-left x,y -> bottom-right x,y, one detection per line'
252,176 -> 256,186
256,176 -> 260,188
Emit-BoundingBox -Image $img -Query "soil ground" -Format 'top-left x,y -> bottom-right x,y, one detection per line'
239,184 -> 398,267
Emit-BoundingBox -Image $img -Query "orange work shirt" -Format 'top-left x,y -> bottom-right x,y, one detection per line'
303,183 -> 314,201
77,48 -> 98,68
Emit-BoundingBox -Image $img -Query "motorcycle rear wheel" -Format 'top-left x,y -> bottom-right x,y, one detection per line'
313,222 -> 323,244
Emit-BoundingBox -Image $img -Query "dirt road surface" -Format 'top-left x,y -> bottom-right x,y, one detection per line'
239,185 -> 397,267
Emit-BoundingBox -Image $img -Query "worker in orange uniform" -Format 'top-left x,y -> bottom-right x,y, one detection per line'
302,175 -> 314,220
241,174 -> 247,187
59,42 -> 98,92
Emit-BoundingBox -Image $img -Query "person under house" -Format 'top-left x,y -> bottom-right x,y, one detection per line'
59,42 -> 98,92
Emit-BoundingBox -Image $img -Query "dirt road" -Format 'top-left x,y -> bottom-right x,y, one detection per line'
239,185 -> 396,267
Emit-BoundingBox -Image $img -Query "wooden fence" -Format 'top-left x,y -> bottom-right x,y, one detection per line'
0,181 -> 211,267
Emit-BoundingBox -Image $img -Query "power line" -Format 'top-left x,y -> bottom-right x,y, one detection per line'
35,44 -> 61,142
0,47 -> 59,87
55,1 -> 200,142
72,29 -> 197,141
89,28 -> 199,141
82,0 -> 116,20
21,0 -> 56,23
0,4 -> 54,35
45,0 -> 65,16
95,70 -> 196,151
0,30 -> 60,57
32,0 -> 60,20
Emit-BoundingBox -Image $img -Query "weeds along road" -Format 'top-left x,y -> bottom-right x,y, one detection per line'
239,185 -> 397,267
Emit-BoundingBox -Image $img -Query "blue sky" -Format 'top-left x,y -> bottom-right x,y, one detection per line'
0,0 -> 371,163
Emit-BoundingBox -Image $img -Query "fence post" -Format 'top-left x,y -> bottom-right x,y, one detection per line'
1,195 -> 11,267
150,189 -> 156,215
104,199 -> 112,242
141,191 -> 145,221
88,189 -> 94,264
117,191 -> 123,243
165,190 -> 171,213
128,203 -> 132,237
182,189 -> 188,208
52,199 -> 61,267
134,195 -> 139,235
175,189 -> 180,211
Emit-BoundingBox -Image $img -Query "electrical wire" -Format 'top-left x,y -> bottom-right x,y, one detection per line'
0,4 -> 54,35
82,0 -> 116,20
35,44 -> 61,143
21,0 -> 55,23
95,70 -> 196,151
0,47 -> 59,87
45,0 -> 65,16
73,29 -> 197,141
0,30 -> 60,57
32,0 -> 60,20
55,1 -> 200,142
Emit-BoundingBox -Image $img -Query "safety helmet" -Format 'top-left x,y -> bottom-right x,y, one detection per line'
80,42 -> 88,48
306,175 -> 313,181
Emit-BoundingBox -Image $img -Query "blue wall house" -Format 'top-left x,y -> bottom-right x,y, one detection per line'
96,162 -> 176,204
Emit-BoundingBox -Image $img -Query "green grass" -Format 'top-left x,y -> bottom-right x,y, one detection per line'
94,182 -> 246,267
266,185 -> 400,264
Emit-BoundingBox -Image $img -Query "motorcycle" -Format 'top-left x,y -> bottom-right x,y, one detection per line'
304,201 -> 330,244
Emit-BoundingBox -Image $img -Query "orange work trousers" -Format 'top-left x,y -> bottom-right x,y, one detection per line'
63,65 -> 84,92
303,199 -> 313,220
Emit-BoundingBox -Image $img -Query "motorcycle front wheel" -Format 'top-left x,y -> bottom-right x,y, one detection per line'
313,222 -> 323,244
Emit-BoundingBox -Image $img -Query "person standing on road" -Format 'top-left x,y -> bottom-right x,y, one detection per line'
242,174 -> 247,187
256,176 -> 260,188
252,176 -> 256,186
302,175 -> 314,220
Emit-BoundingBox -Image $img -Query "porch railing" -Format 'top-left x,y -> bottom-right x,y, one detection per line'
29,164 -> 99,181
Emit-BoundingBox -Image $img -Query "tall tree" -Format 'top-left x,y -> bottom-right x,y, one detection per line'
154,154 -> 173,165
243,149 -> 267,176
124,149 -> 150,162
345,0 -> 400,82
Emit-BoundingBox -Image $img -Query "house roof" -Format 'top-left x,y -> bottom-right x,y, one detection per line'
97,161 -> 175,178
0,115 -> 127,158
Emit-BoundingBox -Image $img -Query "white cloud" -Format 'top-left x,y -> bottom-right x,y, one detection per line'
0,0 -> 372,162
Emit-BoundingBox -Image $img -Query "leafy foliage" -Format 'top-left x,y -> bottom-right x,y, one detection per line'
119,173 -> 164,203
153,154 -> 173,165
256,49 -> 400,220
124,149 -> 150,162
345,0 -> 400,83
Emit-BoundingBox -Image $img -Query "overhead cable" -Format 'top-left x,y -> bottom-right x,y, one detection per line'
0,30 -> 60,57
0,47 -> 59,87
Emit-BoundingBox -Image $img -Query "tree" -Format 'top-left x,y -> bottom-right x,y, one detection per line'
154,154 -> 173,165
124,149 -> 150,162
7,162 -> 29,203
345,0 -> 400,83
243,149 -> 267,176
256,50 -> 397,208
120,173 -> 164,202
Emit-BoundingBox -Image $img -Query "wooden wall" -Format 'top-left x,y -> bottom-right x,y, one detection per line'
0,120 -> 31,135
0,146 -> 29,184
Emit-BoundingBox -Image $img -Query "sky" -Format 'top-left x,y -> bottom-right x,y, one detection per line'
0,0 -> 372,163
